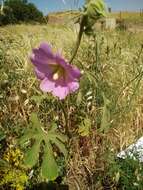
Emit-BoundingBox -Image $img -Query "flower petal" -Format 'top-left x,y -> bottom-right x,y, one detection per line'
31,57 -> 49,70
55,56 -> 81,79
69,65 -> 81,79
35,68 -> 45,80
30,42 -> 81,100
39,43 -> 53,57
40,78 -> 55,92
32,49 -> 50,61
30,54 -> 57,77
68,81 -> 79,93
52,85 -> 69,100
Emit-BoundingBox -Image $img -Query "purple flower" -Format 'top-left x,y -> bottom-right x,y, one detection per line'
30,43 -> 81,100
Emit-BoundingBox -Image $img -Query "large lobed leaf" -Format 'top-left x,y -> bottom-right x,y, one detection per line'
18,113 -> 68,180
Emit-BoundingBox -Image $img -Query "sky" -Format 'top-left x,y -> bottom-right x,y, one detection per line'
29,0 -> 143,15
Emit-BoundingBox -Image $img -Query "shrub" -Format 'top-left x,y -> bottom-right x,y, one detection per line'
0,0 -> 44,25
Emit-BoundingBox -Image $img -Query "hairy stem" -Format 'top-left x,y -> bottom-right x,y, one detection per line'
70,16 -> 85,63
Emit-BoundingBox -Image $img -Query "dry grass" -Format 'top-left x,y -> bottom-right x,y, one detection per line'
1,24 -> 143,189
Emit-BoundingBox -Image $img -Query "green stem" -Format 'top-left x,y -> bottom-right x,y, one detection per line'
59,101 -> 70,137
70,15 -> 85,63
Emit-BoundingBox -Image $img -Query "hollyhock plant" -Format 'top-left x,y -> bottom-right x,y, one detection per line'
30,43 -> 81,100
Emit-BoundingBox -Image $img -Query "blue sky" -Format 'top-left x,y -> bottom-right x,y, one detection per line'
29,0 -> 143,14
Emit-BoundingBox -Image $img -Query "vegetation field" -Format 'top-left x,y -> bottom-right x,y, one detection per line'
0,20 -> 143,190
47,10 -> 143,27
110,11 -> 143,30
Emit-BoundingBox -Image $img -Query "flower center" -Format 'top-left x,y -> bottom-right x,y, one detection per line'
52,66 -> 65,81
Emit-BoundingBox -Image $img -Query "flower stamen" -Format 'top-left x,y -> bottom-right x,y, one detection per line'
52,67 -> 64,81
53,72 -> 59,80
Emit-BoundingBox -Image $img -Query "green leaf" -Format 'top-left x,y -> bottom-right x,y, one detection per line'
0,130 -> 5,141
18,129 -> 33,145
0,159 -> 9,168
53,138 -> 68,159
53,133 -> 68,143
41,143 -> 58,180
86,0 -> 106,18
100,93 -> 110,133
18,113 -> 67,180
31,94 -> 49,105
24,139 -> 41,168
78,118 -> 91,137
83,0 -> 106,35
30,113 -> 41,130
49,122 -> 58,133
76,90 -> 83,106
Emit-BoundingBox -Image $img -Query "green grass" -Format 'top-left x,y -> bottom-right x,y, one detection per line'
0,23 -> 143,189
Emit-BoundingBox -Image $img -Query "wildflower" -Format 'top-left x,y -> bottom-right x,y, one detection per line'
30,43 -> 81,100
